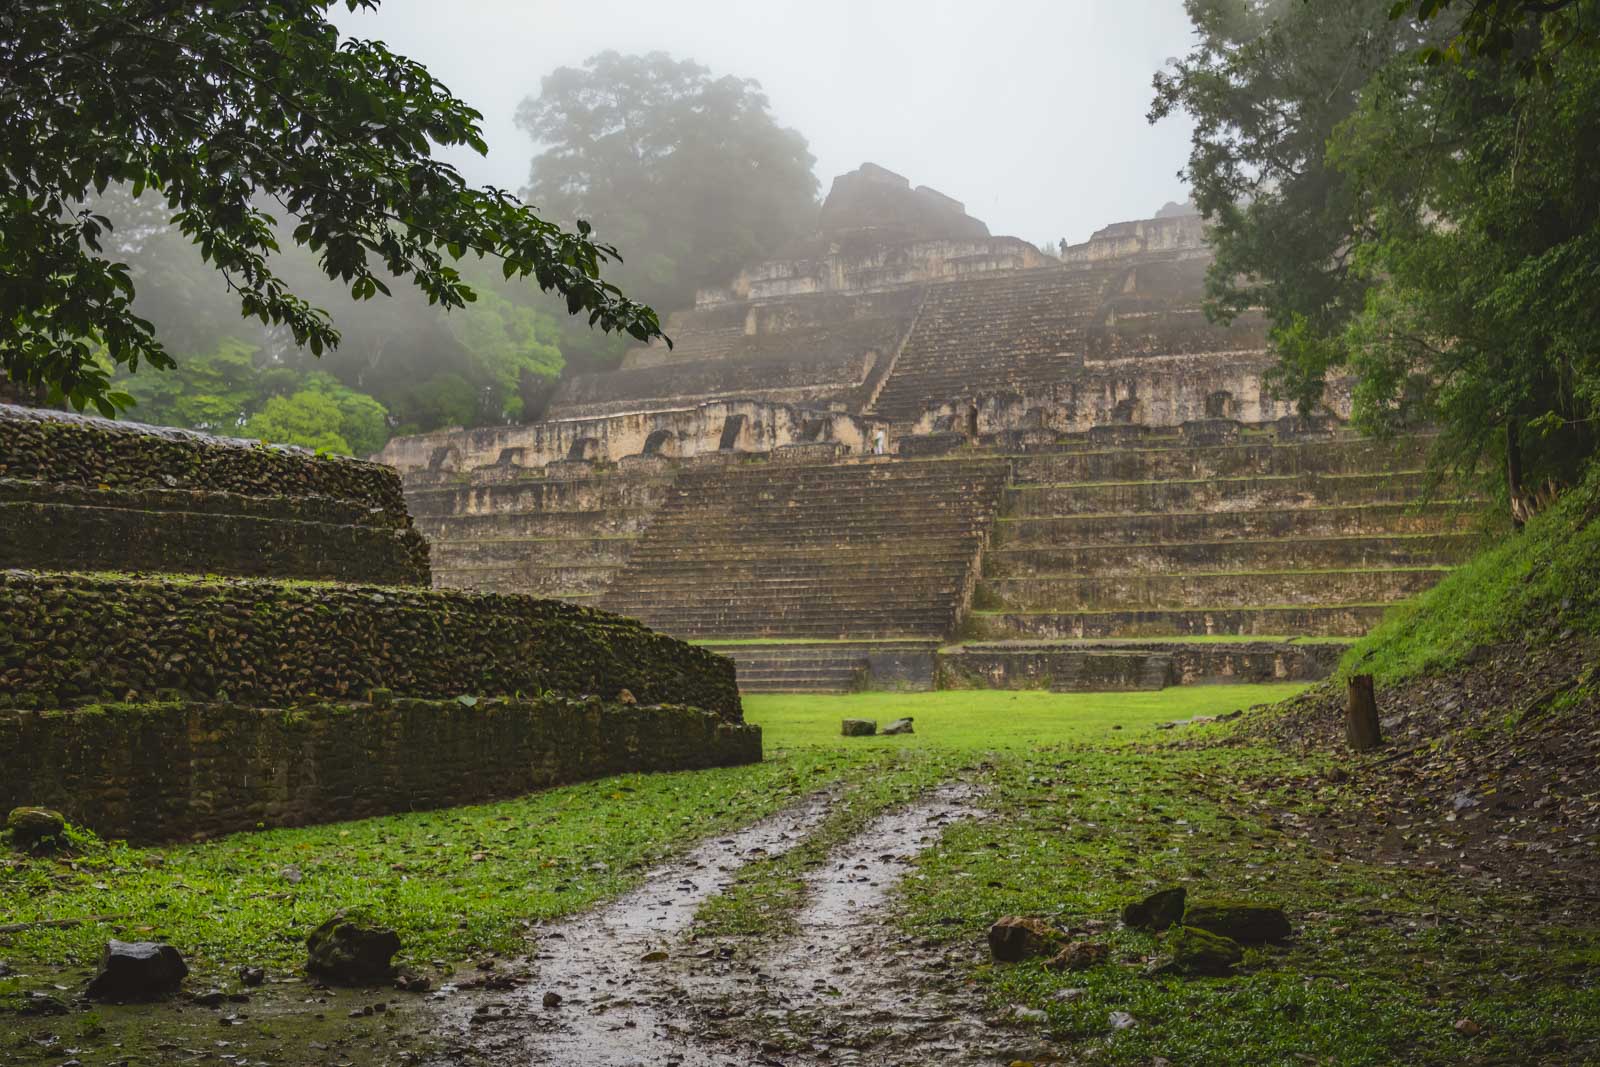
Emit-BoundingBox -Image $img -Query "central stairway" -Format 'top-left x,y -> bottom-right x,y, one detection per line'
599,457 -> 1009,641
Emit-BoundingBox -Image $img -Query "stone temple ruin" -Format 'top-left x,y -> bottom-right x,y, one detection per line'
0,405 -> 759,841
377,163 -> 1474,693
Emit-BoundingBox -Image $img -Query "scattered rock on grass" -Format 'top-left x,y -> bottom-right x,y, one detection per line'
988,916 -> 1060,963
85,940 -> 189,1002
1047,941 -> 1110,972
1152,926 -> 1243,977
1183,902 -> 1291,945
238,965 -> 265,987
841,719 -> 877,737
882,717 -> 914,735
6,807 -> 65,849
306,914 -> 402,986
18,992 -> 70,1016
1122,887 -> 1186,931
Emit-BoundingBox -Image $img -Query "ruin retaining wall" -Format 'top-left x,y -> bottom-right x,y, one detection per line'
0,571 -> 741,720
0,697 -> 761,842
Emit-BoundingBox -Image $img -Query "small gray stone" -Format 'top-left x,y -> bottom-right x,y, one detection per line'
86,940 -> 189,1002
881,717 -> 914,735
841,719 -> 877,737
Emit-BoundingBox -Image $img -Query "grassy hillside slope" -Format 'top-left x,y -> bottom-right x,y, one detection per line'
1339,469 -> 1600,682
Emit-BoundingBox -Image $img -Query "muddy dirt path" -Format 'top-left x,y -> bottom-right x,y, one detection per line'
425,784 -> 1003,1066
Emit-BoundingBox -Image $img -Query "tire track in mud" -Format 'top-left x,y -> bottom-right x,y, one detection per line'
425,792 -> 834,1066
427,783 -> 996,1066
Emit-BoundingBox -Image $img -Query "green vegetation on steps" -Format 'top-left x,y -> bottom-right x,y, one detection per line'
1339,466 -> 1600,683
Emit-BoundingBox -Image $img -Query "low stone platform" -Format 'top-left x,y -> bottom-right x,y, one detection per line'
0,404 -> 430,585
0,409 -> 757,841
936,640 -> 1344,691
705,641 -> 941,693
0,696 -> 759,842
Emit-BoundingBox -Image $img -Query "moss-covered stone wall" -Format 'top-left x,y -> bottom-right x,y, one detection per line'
0,697 -> 761,842
0,481 -> 431,585
0,571 -> 742,720
0,404 -> 408,520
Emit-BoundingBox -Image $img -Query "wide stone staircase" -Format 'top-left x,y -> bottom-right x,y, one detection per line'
599,457 -> 1009,641
954,426 -> 1481,688
404,469 -> 674,599
867,267 -> 1113,421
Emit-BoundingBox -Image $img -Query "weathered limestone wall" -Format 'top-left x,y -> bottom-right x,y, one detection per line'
911,351 -> 1354,436
1060,214 -> 1207,264
0,697 -> 760,842
375,398 -> 881,473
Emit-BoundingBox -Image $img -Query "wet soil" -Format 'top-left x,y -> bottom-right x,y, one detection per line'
422,785 -> 994,1067
1239,635 -> 1600,897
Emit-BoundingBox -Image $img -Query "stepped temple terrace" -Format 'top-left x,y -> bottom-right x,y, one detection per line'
376,163 -> 1469,694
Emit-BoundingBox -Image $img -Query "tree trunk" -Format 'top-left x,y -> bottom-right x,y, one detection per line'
1345,674 -> 1382,752
1507,417 -> 1526,530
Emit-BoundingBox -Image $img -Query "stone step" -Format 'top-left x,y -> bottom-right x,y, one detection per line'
1004,471 -> 1438,515
939,639 -> 1345,688
994,503 -> 1482,546
982,566 -> 1448,611
985,533 -> 1477,576
431,539 -> 636,567
415,509 -> 660,538
1008,437 -> 1437,483
972,604 -> 1392,640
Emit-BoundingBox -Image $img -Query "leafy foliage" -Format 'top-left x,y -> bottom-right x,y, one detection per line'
1395,0 -> 1600,76
1149,0 -> 1423,414
518,50 -> 819,360
1155,0 -> 1600,513
0,0 -> 663,416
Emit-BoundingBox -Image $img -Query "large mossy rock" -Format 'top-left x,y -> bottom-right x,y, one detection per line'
841,719 -> 877,737
85,940 -> 188,1001
6,807 -> 65,848
1158,926 -> 1244,977
1183,902 -> 1291,945
1122,886 -> 1186,931
306,914 -> 402,985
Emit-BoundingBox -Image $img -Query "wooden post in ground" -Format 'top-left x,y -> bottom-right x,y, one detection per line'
1345,674 -> 1382,751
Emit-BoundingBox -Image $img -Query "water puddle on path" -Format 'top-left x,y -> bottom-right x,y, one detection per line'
425,793 -> 834,1066
425,784 -> 996,1067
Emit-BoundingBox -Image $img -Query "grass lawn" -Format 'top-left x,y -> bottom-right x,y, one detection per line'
5,682 -> 1597,1065
744,684 -> 1305,749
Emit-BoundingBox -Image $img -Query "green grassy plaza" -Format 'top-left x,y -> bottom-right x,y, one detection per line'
5,682 -> 1594,1064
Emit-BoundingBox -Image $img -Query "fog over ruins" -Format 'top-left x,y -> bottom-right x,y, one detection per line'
3,3 -> 1599,1065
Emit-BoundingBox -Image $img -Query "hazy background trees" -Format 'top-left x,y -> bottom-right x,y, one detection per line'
20,43 -> 820,454
518,50 -> 819,374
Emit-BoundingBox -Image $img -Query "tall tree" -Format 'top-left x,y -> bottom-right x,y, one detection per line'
0,0 -> 663,416
1149,0 -> 1421,413
518,50 -> 819,361
1154,0 -> 1600,520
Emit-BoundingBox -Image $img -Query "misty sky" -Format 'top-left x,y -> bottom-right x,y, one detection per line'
330,0 -> 1198,248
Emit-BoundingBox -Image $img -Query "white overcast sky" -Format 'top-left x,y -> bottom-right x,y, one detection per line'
330,0 -> 1198,246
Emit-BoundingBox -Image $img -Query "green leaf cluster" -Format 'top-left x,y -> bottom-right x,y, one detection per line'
1155,0 -> 1600,511
0,0 -> 663,416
